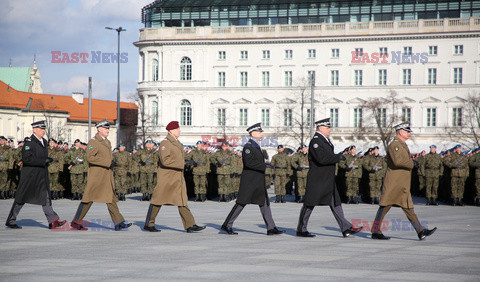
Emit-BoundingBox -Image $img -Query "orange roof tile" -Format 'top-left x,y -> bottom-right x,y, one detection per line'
0,80 -> 137,124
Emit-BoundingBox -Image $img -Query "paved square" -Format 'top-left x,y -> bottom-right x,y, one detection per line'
1,190 -> 479,281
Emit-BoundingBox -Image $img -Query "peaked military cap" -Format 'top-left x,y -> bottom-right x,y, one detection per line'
31,120 -> 47,129
430,145 -> 436,148
315,118 -> 331,127
394,122 -> 412,132
246,122 -> 263,133
96,119 -> 110,128
119,143 -> 125,147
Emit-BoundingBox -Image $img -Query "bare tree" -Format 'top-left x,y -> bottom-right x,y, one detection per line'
36,99 -> 65,141
130,91 -> 152,148
445,91 -> 480,149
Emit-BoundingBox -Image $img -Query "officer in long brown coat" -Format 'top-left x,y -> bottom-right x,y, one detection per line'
70,119 -> 131,231
371,122 -> 437,240
143,121 -> 205,233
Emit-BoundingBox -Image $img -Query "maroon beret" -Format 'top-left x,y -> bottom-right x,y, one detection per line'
166,121 -> 180,131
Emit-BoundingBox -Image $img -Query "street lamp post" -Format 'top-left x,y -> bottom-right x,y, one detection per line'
105,26 -> 126,147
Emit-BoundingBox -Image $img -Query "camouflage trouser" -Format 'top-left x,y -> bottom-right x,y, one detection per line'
345,177 -> 359,197
115,174 -> 128,194
233,175 -> 241,193
450,177 -> 466,199
217,174 -> 230,195
418,175 -> 425,194
49,172 -> 62,191
140,172 -> 156,194
425,177 -> 439,198
369,177 -> 383,197
296,177 -> 306,197
476,178 -> 480,199
274,174 -> 287,196
265,175 -> 272,188
129,173 -> 139,190
193,174 -> 207,194
0,170 -> 8,192
71,173 -> 84,194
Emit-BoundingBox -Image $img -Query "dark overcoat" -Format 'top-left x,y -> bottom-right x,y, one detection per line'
304,132 -> 342,206
15,134 -> 50,205
236,138 -> 268,206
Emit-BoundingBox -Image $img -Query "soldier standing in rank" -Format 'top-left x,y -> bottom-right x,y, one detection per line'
415,150 -> 426,197
130,148 -> 140,193
424,145 -> 443,205
6,139 -> 17,199
5,121 -> 66,230
136,140 -> 159,201
232,149 -> 243,199
48,139 -> 65,200
292,145 -> 309,203
271,145 -> 289,203
468,149 -> 480,206
339,145 -> 363,204
186,141 -> 210,202
444,145 -> 469,206
264,150 -> 273,189
0,136 -> 12,199
66,139 -> 86,200
371,122 -> 437,240
143,121 -> 205,233
8,141 -> 24,198
112,143 -> 130,201
363,146 -> 386,205
297,118 -> 362,238
211,142 -> 234,202
221,123 -> 285,235
71,119 -> 131,231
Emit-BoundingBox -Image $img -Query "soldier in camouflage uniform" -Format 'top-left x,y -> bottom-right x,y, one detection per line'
232,149 -> 243,198
211,142 -> 234,202
291,145 -> 308,203
271,145 -> 289,203
263,149 -> 273,188
186,141 -> 210,202
48,139 -> 65,199
468,149 -> 480,206
416,151 -> 426,197
339,145 -> 363,204
424,145 -> 443,205
66,139 -> 88,200
129,148 -> 140,193
0,136 -> 11,199
112,143 -> 130,201
444,145 -> 469,206
135,140 -> 159,201
8,141 -> 23,198
363,146 -> 387,204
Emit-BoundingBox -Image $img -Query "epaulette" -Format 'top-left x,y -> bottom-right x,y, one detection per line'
313,136 -> 318,138
24,137 -> 31,142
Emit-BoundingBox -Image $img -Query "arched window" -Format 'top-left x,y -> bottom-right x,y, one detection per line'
152,59 -> 159,81
180,57 -> 192,81
180,99 -> 192,126
152,101 -> 158,125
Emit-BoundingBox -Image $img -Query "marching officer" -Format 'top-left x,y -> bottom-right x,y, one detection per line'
271,145 -> 289,203
424,145 -> 443,205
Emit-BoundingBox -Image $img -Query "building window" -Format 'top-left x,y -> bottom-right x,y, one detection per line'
332,48 -> 339,58
218,72 -> 226,87
330,108 -> 339,127
217,108 -> 226,126
152,101 -> 158,125
180,100 -> 192,126
307,71 -> 315,86
240,72 -> 248,87
453,67 -> 463,84
284,109 -> 292,126
218,51 -> 226,60
331,70 -> 339,86
306,109 -> 312,126
141,54 -> 145,81
152,59 -> 159,81
354,48 -> 363,57
239,108 -> 248,126
378,69 -> 387,85
379,47 -> 388,57
240,50 -> 248,60
427,108 -> 437,127
428,68 -> 437,85
261,109 -> 270,126
402,108 -> 411,124
452,107 -> 462,126
180,57 -> 192,81
262,50 -> 270,59
454,45 -> 463,55
353,108 -> 363,128
284,71 -> 293,87
403,46 -> 412,55
262,71 -> 270,87
285,49 -> 293,59
403,69 -> 411,85
354,70 -> 363,86
429,46 -> 437,55
308,49 -> 316,58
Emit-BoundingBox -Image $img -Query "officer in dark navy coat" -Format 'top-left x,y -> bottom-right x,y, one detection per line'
221,123 -> 285,235
297,118 -> 362,238
5,120 -> 66,230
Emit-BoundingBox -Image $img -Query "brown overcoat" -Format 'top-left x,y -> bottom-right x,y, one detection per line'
81,133 -> 117,203
151,133 -> 188,206
379,137 -> 414,208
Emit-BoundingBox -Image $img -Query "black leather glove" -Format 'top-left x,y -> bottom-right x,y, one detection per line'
45,157 -> 54,164
339,154 -> 346,161
110,160 -> 115,169
413,160 -> 419,168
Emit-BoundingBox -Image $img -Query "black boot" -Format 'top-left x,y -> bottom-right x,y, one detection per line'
346,196 -> 351,204
0,191 -> 5,200
354,196 -> 360,204
298,196 -> 304,203
370,197 -> 375,204
426,198 -> 431,205
194,194 -> 201,202
432,198 -> 438,205
452,198 -> 457,206
281,195 -> 286,203
476,198 -> 480,206
59,191 -> 64,198
141,193 -> 147,201
275,195 -> 281,203
458,198 -> 464,206
200,194 -> 206,202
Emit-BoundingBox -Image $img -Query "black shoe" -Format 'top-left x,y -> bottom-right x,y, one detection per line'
354,196 -> 360,204
342,226 -> 363,237
452,198 -> 457,206
224,194 -> 231,202
476,198 -> 480,206
298,196 -> 304,203
418,227 -> 437,240
370,197 -> 375,204
426,198 -> 431,205
5,223 -> 22,229
114,221 -> 132,231
296,231 -> 315,237
458,199 -> 464,206
187,224 -> 206,233
194,194 -> 201,202
267,227 -> 285,235
219,194 -> 224,202
200,194 -> 206,202
371,233 -> 390,240
432,198 -> 438,205
143,225 -> 161,232
346,196 -> 352,204
221,225 -> 238,235
281,196 -> 286,203
0,191 -> 5,200
141,193 -> 147,201
59,191 -> 64,198
375,197 -> 380,204
275,195 -> 281,203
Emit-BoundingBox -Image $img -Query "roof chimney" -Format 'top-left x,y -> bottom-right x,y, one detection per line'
72,92 -> 84,104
